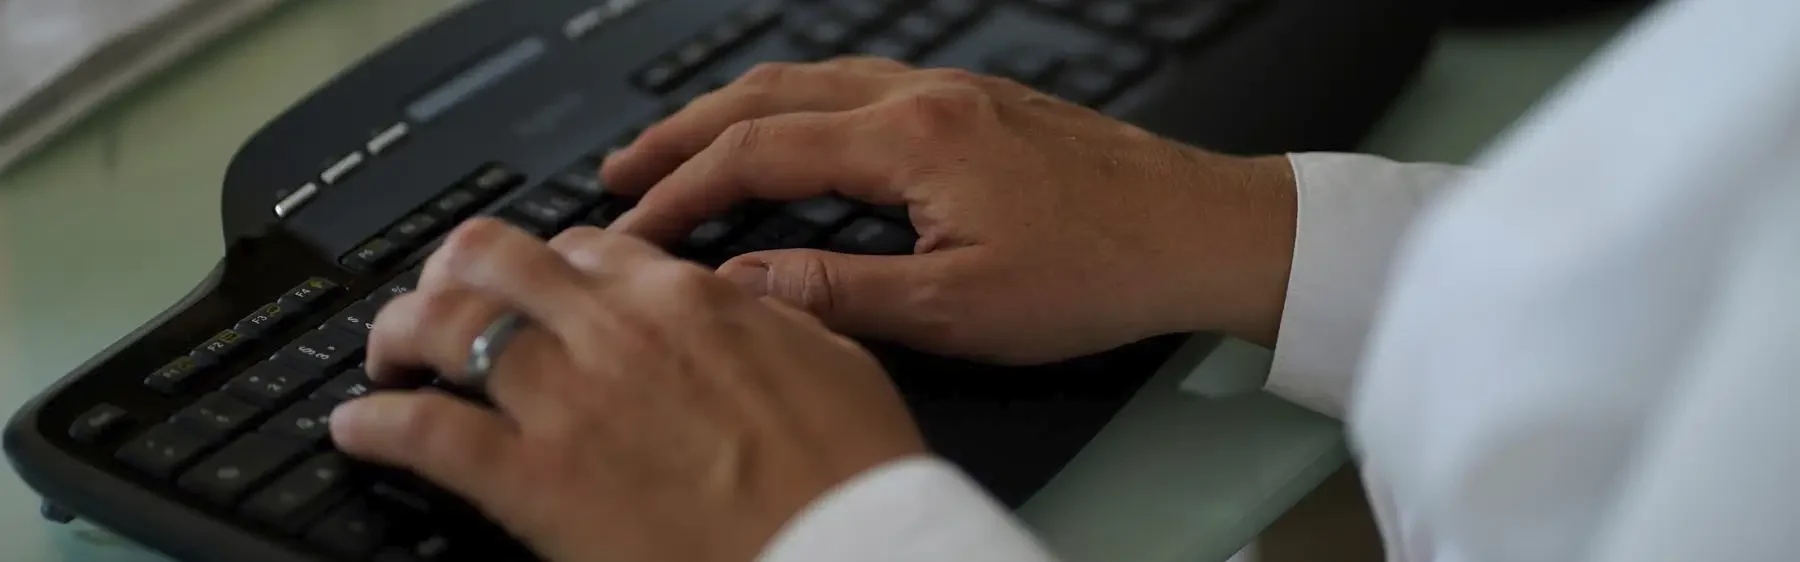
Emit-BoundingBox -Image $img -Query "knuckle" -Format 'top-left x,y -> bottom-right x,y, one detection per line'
890,85 -> 994,139
436,218 -> 511,271
720,118 -> 769,154
793,255 -> 837,314
739,61 -> 799,86
918,67 -> 988,88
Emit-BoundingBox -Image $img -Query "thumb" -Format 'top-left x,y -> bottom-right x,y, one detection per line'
717,248 -> 943,340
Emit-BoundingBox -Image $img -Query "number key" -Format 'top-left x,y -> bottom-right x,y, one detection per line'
333,301 -> 378,337
275,327 -> 364,379
315,369 -> 375,402
226,363 -> 314,408
367,267 -> 421,306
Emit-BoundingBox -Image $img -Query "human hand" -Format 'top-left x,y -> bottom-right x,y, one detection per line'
603,57 -> 1299,363
330,219 -> 927,562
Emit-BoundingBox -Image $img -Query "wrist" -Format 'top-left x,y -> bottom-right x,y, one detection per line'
1155,152 -> 1298,347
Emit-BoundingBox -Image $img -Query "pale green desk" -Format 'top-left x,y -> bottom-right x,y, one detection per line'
0,2 -> 1640,560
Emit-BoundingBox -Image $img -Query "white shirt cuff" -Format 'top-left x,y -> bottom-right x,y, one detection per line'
758,456 -> 1060,562
1265,152 -> 1465,419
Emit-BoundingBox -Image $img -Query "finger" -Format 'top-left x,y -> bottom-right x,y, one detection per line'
365,287 -> 555,409
421,218 -> 600,339
716,248 -> 962,342
611,110 -> 907,244
601,57 -> 909,194
330,391 -> 530,519
545,225 -> 671,276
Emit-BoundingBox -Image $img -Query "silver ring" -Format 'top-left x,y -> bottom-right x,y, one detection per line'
466,311 -> 527,388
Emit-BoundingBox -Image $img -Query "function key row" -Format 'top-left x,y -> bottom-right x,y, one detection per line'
145,277 -> 344,396
341,165 -> 525,274
634,0 -> 785,93
785,0 -> 983,61
984,40 -> 1152,106
1024,0 -> 1253,46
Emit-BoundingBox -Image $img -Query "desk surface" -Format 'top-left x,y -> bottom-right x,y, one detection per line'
0,2 -> 1638,560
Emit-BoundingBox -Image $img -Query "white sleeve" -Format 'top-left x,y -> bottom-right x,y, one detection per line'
1263,152 -> 1465,419
758,456 -> 1060,562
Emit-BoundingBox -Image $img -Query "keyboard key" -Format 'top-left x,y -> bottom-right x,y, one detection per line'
858,34 -> 924,62
172,392 -> 264,439
387,214 -> 442,246
738,0 -> 784,24
275,328 -> 365,379
144,355 -> 206,395
984,46 -> 1065,86
894,14 -> 948,43
550,170 -> 607,202
1051,65 -> 1118,106
1143,1 -> 1232,44
307,499 -> 390,557
368,267 -> 422,306
722,216 -> 822,256
281,277 -> 342,309
507,190 -> 587,230
686,213 -> 748,251
672,40 -> 716,68
178,433 -> 305,505
389,533 -> 455,562
342,238 -> 400,273
190,328 -> 250,368
243,453 -> 350,532
116,423 -> 213,479
428,189 -> 483,219
785,197 -> 857,226
829,0 -> 889,28
928,0 -> 981,22
467,165 -> 523,195
1098,42 -> 1153,76
640,59 -> 686,93
1084,0 -> 1139,29
68,404 -> 131,444
827,218 -> 918,255
226,362 -> 315,408
315,369 -> 375,402
874,205 -> 909,223
789,11 -> 853,52
333,301 -> 378,338
235,302 -> 294,339
585,198 -> 636,227
261,397 -> 338,446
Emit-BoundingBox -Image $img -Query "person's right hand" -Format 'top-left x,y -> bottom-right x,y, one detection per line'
603,57 -> 1299,364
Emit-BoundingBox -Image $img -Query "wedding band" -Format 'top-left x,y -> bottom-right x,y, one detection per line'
466,311 -> 527,388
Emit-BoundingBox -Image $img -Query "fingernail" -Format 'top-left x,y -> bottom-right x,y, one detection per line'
719,261 -> 771,294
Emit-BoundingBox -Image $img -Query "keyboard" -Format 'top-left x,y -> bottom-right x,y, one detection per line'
3,0 -> 1439,560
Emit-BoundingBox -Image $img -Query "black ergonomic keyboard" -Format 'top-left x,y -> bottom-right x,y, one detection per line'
4,0 -> 1439,560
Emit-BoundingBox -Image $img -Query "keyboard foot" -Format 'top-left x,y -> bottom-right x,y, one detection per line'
40,501 -> 76,524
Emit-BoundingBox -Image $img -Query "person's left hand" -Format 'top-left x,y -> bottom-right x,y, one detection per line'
329,218 -> 927,562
